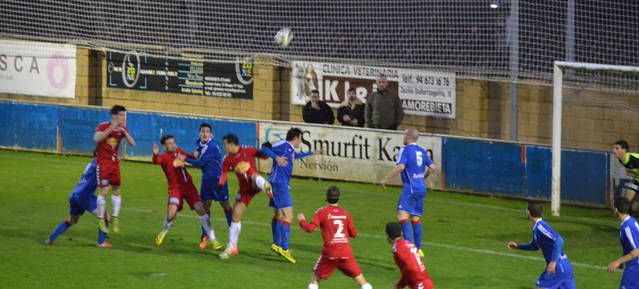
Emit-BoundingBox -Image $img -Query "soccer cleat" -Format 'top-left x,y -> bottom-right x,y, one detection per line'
418,249 -> 424,257
199,236 -> 209,249
264,181 -> 273,198
278,247 -> 297,264
271,244 -> 281,254
96,218 -> 109,234
156,230 -> 168,246
219,245 -> 238,259
97,241 -> 112,248
111,217 -> 120,233
44,239 -> 53,246
209,239 -> 223,250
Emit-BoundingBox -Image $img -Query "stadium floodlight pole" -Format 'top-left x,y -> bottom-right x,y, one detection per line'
552,61 -> 639,216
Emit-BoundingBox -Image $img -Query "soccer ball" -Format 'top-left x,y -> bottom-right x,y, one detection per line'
274,28 -> 293,48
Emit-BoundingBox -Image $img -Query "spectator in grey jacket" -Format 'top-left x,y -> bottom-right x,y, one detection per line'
365,75 -> 404,130
303,90 -> 335,125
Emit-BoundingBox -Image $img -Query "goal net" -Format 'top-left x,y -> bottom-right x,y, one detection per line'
552,61 -> 639,216
1,0 -> 638,90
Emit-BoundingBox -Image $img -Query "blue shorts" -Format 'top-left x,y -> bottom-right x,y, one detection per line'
269,183 -> 293,209
200,178 -> 229,202
397,189 -> 426,216
620,265 -> 639,289
69,194 -> 97,216
536,261 -> 575,289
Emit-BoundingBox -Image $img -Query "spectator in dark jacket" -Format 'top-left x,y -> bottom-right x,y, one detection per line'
303,90 -> 335,125
337,88 -> 365,127
365,75 -> 404,130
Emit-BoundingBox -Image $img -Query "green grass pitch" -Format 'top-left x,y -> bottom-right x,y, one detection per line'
0,150 -> 624,288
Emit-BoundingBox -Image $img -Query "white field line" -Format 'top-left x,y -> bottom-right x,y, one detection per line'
126,208 -> 610,271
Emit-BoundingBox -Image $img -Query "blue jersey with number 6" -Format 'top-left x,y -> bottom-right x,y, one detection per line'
397,143 -> 432,194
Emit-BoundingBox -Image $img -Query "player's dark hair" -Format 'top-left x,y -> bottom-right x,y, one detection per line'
615,197 -> 632,215
261,141 -> 272,149
311,89 -> 320,95
223,134 -> 239,145
347,87 -> 356,93
160,134 -> 174,145
199,123 -> 212,132
615,140 -> 629,151
286,128 -> 303,141
386,222 -> 402,239
527,201 -> 543,218
110,105 -> 126,115
326,186 -> 340,204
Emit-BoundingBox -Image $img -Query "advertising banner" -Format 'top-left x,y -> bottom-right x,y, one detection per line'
290,61 -> 456,118
0,39 -> 76,98
259,122 -> 443,189
107,51 -> 253,99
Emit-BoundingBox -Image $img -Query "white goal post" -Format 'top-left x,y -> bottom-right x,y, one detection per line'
552,61 -> 639,216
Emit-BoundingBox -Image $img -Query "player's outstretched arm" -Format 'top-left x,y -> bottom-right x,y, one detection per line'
297,212 -> 318,233
381,164 -> 405,189
514,240 -> 538,251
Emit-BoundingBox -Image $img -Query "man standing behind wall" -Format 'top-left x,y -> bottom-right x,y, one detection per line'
365,74 -> 404,130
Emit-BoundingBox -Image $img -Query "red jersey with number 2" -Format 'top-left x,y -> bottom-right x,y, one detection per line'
393,239 -> 434,289
300,206 -> 356,258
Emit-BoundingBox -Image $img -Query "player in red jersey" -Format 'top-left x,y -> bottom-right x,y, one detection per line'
385,222 -> 434,289
152,134 -> 222,250
217,133 -> 273,259
93,105 -> 135,234
297,186 -> 373,289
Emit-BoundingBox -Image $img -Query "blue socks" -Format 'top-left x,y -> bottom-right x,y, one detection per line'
272,219 -> 282,247
412,220 -> 423,249
224,208 -> 233,227
49,220 -> 70,242
280,221 -> 291,250
400,219 -> 413,243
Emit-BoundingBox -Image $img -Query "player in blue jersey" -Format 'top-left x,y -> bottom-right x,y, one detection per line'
180,123 -> 232,249
608,197 -> 639,289
507,201 -> 576,289
381,128 -> 435,257
45,158 -> 111,247
260,127 -> 320,263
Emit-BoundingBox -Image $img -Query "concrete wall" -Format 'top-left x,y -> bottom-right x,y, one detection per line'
3,47 -> 637,151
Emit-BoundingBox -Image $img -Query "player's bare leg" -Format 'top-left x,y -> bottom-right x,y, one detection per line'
194,201 -> 222,250
156,204 -> 178,246
219,200 -> 232,225
276,206 -> 296,263
220,201 -> 246,259
352,274 -> 373,289
111,186 -> 122,233
96,187 -> 110,233
411,215 -> 424,257
307,273 -> 321,289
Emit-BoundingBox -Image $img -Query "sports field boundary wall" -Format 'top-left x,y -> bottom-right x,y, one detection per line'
1,43 -> 636,153
0,100 -> 619,207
